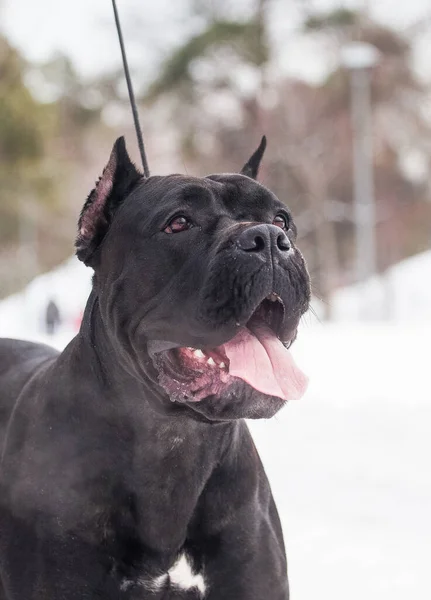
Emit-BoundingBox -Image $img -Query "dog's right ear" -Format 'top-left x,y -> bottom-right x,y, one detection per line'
76,137 -> 142,266
240,136 -> 267,179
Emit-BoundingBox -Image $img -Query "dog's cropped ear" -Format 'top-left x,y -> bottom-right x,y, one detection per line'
76,137 -> 142,266
240,135 -> 267,179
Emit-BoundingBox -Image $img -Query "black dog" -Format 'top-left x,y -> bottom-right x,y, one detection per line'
0,137 -> 310,599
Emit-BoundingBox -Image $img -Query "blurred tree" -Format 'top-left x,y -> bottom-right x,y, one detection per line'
300,9 -> 431,295
143,0 -> 270,164
37,53 -> 104,158
0,39 -> 110,298
0,35 -> 56,293
0,36 -> 49,223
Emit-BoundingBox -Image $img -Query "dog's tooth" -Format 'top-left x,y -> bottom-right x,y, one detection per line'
219,362 -> 226,369
207,357 -> 216,366
194,349 -> 205,359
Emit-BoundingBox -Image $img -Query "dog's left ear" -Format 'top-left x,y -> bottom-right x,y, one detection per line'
76,137 -> 142,266
240,135 -> 267,179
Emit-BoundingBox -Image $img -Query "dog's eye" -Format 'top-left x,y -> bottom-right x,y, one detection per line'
273,214 -> 289,231
164,216 -> 193,234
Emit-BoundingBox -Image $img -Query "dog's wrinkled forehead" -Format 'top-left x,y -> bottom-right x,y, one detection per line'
124,172 -> 282,223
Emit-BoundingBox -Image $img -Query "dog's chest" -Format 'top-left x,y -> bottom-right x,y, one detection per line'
121,552 -> 207,597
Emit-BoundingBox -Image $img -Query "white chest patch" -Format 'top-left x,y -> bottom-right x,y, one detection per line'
168,553 -> 206,595
120,553 -> 206,596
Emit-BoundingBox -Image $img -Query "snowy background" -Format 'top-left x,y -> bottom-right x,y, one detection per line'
1,252 -> 430,600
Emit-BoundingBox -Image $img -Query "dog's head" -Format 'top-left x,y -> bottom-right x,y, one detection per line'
76,137 -> 310,421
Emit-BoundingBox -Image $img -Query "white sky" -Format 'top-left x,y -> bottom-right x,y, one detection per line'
1,0 -> 431,83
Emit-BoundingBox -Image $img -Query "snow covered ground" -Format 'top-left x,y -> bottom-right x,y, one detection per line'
1,252 -> 430,599
250,322 -> 431,600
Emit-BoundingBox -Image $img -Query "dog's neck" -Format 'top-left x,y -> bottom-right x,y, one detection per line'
61,290 -> 236,530
69,289 -> 233,432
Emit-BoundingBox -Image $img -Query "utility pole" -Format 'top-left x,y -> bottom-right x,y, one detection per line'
341,42 -> 379,318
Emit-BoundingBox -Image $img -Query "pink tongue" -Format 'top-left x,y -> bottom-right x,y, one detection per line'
223,323 -> 308,401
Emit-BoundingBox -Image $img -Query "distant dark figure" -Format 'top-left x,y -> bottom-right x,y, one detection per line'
45,299 -> 61,335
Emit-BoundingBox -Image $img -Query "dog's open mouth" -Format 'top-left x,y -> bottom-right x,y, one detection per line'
152,295 -> 308,403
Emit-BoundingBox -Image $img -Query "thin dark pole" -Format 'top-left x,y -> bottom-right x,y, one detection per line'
111,0 -> 150,176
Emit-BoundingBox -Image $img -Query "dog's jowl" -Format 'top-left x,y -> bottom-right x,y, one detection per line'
0,137 -> 310,599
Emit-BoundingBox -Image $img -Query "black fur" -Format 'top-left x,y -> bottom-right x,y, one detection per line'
0,138 -> 310,599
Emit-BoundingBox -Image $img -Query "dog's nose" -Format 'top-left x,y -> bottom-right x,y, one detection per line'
237,224 -> 291,255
